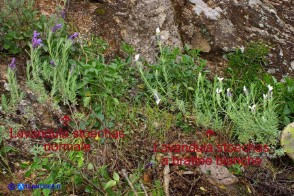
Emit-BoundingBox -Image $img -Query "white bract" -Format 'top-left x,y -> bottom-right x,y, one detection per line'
267,84 -> 273,93
240,46 -> 245,53
156,27 -> 160,34
243,86 -> 249,96
217,77 -> 224,82
263,94 -> 268,99
4,83 -> 10,91
134,54 -> 140,62
216,87 -> 222,94
153,90 -> 161,105
249,104 -> 256,113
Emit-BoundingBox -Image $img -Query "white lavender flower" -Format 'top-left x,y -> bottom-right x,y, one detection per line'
243,86 -> 249,96
263,94 -> 268,99
240,46 -> 245,53
267,84 -> 273,93
226,88 -> 232,97
216,87 -> 222,94
217,77 -> 224,82
249,104 -> 256,113
135,54 -> 140,62
153,90 -> 161,105
156,27 -> 160,34
4,83 -> 10,91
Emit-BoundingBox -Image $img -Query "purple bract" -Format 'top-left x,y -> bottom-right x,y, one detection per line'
68,32 -> 79,40
8,58 -> 16,70
32,30 -> 42,48
49,60 -> 56,66
61,10 -> 66,19
51,24 -> 63,33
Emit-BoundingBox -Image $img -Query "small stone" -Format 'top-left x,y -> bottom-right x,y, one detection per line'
267,68 -> 276,74
291,61 -> 294,70
199,159 -> 239,186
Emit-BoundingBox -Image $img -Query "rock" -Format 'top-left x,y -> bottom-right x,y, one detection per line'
66,0 -> 293,78
280,122 -> 294,161
199,159 -> 238,186
171,0 -> 294,78
118,0 -> 183,63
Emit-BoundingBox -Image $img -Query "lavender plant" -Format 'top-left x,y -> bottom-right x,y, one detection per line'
136,28 -> 205,111
26,30 -> 50,103
193,73 -> 224,130
225,84 -> 279,146
26,25 -> 78,105
2,58 -> 24,113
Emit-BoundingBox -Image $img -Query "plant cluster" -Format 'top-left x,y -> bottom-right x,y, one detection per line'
0,0 -> 47,54
225,41 -> 270,89
0,0 -> 293,195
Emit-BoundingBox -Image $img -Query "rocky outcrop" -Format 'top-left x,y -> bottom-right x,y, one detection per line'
116,0 -> 183,64
68,0 -> 183,63
171,0 -> 294,78
66,0 -> 294,78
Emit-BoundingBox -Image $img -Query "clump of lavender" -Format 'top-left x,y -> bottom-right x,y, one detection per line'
68,32 -> 79,40
51,24 -> 63,33
6,57 -> 22,110
32,30 -> 43,48
8,58 -> 16,70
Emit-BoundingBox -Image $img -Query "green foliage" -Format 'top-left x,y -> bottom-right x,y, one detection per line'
0,0 -> 47,54
145,104 -> 175,139
226,41 -> 270,88
27,25 -> 78,105
136,44 -> 206,113
263,74 -> 294,125
0,125 -> 17,177
192,73 -> 280,146
225,84 -> 279,146
2,67 -> 24,114
151,180 -> 164,196
80,34 -> 108,61
193,74 -> 224,130
229,164 -> 243,175
1,2 -> 289,193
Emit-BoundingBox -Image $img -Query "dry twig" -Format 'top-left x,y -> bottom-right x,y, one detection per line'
122,169 -> 138,196
163,164 -> 171,196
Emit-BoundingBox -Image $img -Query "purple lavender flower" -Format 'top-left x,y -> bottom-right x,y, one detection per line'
144,162 -> 155,169
32,38 -> 42,48
49,60 -> 56,66
61,10 -> 66,19
68,32 -> 79,40
8,58 -> 16,70
32,30 -> 42,48
33,30 -> 40,38
51,24 -> 63,33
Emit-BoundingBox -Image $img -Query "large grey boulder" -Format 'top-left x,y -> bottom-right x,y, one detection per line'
171,0 -> 294,78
